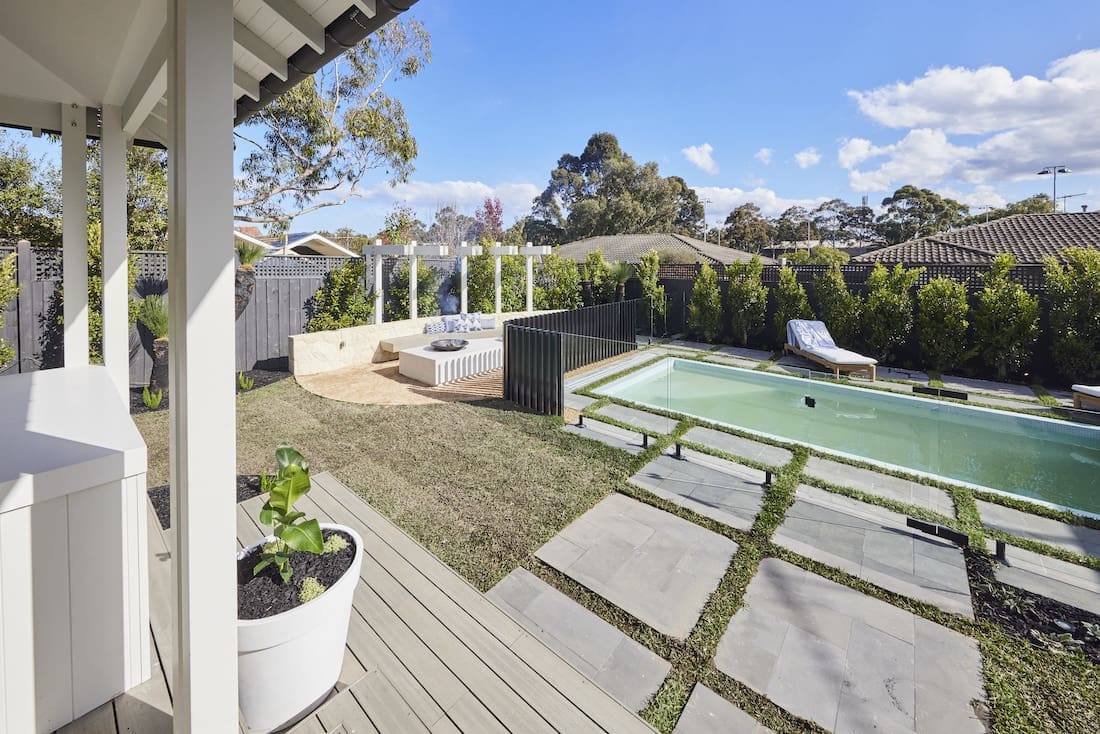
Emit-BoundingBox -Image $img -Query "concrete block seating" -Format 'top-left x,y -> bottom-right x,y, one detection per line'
399,338 -> 504,386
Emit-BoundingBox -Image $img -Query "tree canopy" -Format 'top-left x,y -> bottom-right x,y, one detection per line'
875,185 -> 969,245
0,131 -> 60,246
530,132 -> 703,244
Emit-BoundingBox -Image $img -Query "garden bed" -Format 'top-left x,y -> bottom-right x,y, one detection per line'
148,474 -> 264,530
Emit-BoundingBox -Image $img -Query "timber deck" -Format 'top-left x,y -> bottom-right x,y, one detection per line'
59,472 -> 653,733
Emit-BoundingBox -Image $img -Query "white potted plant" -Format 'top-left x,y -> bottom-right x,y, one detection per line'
237,446 -> 363,733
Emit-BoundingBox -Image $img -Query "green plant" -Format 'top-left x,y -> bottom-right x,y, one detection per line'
235,240 -> 267,269
635,249 -> 666,317
813,262 -> 861,346
973,254 -> 1039,379
386,258 -> 438,320
305,259 -> 372,332
917,277 -> 970,372
137,293 -> 169,339
582,250 -> 615,304
770,266 -> 812,346
298,577 -> 327,604
323,534 -> 349,554
534,253 -> 582,310
238,371 -> 254,391
0,252 -> 18,368
1044,247 -> 1100,382
607,261 -> 634,302
862,262 -> 923,362
255,445 -> 324,583
687,262 -> 722,342
465,249 -> 526,313
77,222 -> 140,363
142,385 -> 163,410
726,255 -> 768,347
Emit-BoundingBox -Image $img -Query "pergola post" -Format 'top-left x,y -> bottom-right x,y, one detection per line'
520,243 -> 551,313
100,105 -> 129,397
488,243 -> 517,315
455,242 -> 482,314
166,0 -> 238,730
408,243 -> 449,319
370,240 -> 385,324
62,102 -> 89,367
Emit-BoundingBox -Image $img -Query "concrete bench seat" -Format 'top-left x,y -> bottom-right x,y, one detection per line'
380,327 -> 503,360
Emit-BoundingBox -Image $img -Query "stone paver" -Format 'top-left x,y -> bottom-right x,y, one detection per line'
596,403 -> 679,435
629,449 -> 765,531
673,685 -> 774,734
976,499 -> 1100,559
878,366 -> 930,383
702,353 -> 760,370
774,485 -> 972,616
770,354 -> 832,378
563,417 -> 648,455
716,559 -> 985,734
857,378 -> 916,393
938,375 -> 1038,402
804,456 -> 955,517
565,392 -> 597,410
565,351 -> 656,392
662,339 -> 714,352
487,568 -> 670,712
682,425 -> 792,468
964,393 -> 1052,413
714,345 -> 773,361
535,494 -> 737,640
992,543 -> 1100,615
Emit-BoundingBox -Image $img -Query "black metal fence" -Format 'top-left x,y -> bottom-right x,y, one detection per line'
504,299 -> 643,416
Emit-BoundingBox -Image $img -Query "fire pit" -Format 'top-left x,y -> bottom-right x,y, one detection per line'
430,338 -> 469,352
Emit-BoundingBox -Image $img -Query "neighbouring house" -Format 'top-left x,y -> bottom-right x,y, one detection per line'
233,229 -> 358,257
555,233 -> 775,266
853,212 -> 1100,266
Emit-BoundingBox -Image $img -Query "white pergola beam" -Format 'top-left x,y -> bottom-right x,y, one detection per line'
233,19 -> 288,80
488,244 -> 517,315
62,102 -> 89,367
167,0 -> 238,730
122,26 -> 167,136
368,242 -> 412,324
100,105 -> 130,398
233,66 -> 261,102
520,244 -> 551,313
405,244 -> 449,320
258,0 -> 325,53
454,242 -> 482,314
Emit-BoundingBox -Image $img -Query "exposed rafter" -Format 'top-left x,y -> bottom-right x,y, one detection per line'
233,19 -> 287,81
234,67 -> 261,101
122,26 -> 166,135
257,0 -> 325,54
350,0 -> 377,18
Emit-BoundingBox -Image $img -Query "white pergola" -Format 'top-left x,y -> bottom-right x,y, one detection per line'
0,1 -> 412,731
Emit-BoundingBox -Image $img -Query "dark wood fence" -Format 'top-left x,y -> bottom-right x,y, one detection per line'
504,299 -> 643,416
0,242 -> 346,384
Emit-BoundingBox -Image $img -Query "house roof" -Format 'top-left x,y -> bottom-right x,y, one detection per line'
279,231 -> 357,257
853,212 -> 1100,265
554,233 -> 774,266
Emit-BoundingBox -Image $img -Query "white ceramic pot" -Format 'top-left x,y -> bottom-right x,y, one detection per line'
237,522 -> 364,733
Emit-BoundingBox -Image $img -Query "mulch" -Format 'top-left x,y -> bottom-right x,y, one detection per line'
237,528 -> 355,620
130,367 -> 289,415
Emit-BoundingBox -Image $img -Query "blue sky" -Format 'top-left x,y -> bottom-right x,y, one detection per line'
13,0 -> 1100,236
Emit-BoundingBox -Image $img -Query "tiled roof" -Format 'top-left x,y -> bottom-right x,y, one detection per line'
853,212 -> 1100,265
554,233 -> 773,266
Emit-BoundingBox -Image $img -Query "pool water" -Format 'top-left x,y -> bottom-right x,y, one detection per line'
596,358 -> 1100,515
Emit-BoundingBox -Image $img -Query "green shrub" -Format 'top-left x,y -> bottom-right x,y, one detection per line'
813,262 -> 861,346
687,262 -> 722,342
726,255 -> 768,347
607,261 -> 633,302
917,277 -> 969,372
771,266 -> 813,346
581,250 -> 615,304
636,249 -> 666,330
86,222 -> 139,362
142,385 -> 163,409
1044,247 -> 1100,382
235,240 -> 267,269
0,252 -> 18,368
973,254 -> 1039,379
466,252 -> 525,313
386,258 -> 438,320
137,293 -> 169,339
534,253 -> 582,310
862,262 -> 923,362
305,259 -> 371,332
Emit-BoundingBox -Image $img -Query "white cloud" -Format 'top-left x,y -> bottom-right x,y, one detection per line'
682,143 -> 719,174
794,147 -> 822,169
693,185 -> 828,219
754,147 -> 773,165
842,48 -> 1100,192
358,179 -> 540,223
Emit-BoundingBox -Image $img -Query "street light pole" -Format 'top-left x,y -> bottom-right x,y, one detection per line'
701,198 -> 712,243
1037,165 -> 1071,213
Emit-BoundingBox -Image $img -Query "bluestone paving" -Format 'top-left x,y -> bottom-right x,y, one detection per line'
629,449 -> 765,531
663,339 -> 714,351
938,374 -> 1038,401
701,353 -> 760,369
803,456 -> 955,517
964,393 -> 1051,413
976,499 -> 1100,558
535,494 -> 737,640
487,568 -> 671,712
596,403 -> 679,434
564,351 -> 655,392
716,559 -> 984,734
681,425 -> 792,467
714,345 -> 773,361
672,685 -> 774,734
564,392 -> 597,410
774,485 -> 972,616
563,417 -> 648,455
877,366 -> 930,383
992,543 -> 1100,615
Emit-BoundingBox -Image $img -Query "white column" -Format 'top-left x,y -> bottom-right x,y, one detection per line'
100,105 -> 129,397
371,241 -> 384,325
62,102 -> 89,367
408,242 -> 418,320
520,244 -> 550,313
167,0 -> 238,730
455,242 -> 482,314
488,244 -> 517,315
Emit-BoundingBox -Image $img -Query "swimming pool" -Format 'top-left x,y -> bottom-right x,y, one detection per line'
595,358 -> 1100,516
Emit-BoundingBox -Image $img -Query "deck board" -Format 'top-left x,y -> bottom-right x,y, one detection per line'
62,473 -> 654,734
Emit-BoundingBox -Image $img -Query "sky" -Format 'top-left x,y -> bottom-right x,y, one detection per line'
13,0 -> 1100,236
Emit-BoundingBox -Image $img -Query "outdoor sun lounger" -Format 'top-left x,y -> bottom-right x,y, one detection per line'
784,319 -> 877,381
1072,384 -> 1100,410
